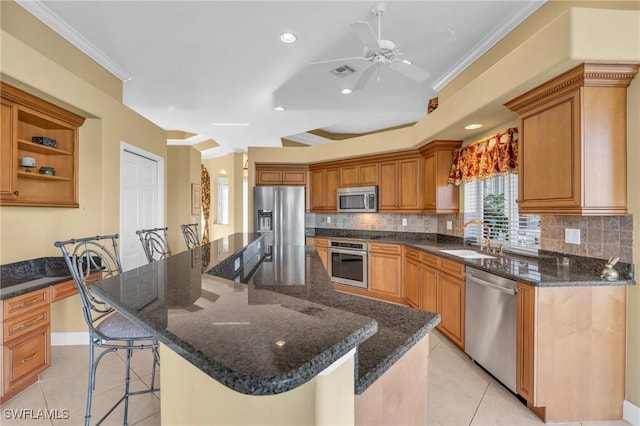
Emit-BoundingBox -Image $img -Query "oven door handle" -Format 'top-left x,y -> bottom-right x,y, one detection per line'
328,247 -> 367,256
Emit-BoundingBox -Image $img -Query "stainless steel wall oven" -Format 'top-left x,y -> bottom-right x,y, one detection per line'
328,241 -> 368,289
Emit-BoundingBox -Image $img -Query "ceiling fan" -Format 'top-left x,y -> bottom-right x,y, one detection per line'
312,2 -> 456,91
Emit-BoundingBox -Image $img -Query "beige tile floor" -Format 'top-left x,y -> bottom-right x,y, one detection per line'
1,331 -> 631,426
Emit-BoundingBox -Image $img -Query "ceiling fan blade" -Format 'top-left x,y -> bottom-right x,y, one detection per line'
389,60 -> 431,82
396,29 -> 456,54
349,21 -> 380,52
310,56 -> 368,65
352,63 -> 378,91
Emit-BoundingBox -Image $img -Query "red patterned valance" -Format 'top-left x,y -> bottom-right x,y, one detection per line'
448,127 -> 518,186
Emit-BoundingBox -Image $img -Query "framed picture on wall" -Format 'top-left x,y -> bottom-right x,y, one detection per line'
191,183 -> 202,215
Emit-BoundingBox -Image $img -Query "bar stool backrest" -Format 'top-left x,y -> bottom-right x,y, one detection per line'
54,234 -> 122,330
180,223 -> 200,249
136,227 -> 172,263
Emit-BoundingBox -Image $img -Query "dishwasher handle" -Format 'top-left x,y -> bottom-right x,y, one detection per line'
465,273 -> 517,295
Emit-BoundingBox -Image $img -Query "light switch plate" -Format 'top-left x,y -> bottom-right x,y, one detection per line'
446,221 -> 453,230
565,228 -> 581,245
402,218 -> 408,226
327,216 -> 331,224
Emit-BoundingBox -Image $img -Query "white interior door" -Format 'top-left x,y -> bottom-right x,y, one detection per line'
120,144 -> 164,271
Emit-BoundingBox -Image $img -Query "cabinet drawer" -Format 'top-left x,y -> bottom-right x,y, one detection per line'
3,289 -> 49,321
404,247 -> 421,261
420,252 -> 438,268
369,243 -> 401,255
438,258 -> 464,279
3,305 -> 50,343
313,238 -> 329,248
50,279 -> 78,302
4,325 -> 50,392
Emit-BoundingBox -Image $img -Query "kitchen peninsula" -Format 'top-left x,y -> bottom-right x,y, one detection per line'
91,233 -> 439,425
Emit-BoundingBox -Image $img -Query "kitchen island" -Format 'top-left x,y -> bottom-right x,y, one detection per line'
91,233 -> 439,425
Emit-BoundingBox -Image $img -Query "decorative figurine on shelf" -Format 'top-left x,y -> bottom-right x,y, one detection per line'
20,156 -> 35,172
601,257 -> 620,281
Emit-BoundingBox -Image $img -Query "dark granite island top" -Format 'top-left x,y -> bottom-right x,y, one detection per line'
91,233 -> 438,398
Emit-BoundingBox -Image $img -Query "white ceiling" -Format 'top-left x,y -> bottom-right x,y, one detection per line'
19,0 -> 544,158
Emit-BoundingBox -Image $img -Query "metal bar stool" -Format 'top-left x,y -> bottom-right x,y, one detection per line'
54,234 -> 159,426
180,223 -> 200,249
136,227 -> 172,263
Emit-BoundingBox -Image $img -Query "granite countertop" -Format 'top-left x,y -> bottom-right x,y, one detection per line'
308,228 -> 635,287
92,233 -> 434,396
247,245 -> 439,394
0,257 -> 74,299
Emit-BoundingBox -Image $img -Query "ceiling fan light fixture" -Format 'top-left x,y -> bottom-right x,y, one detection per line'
274,106 -> 286,112
465,123 -> 483,130
341,88 -> 353,95
279,33 -> 297,44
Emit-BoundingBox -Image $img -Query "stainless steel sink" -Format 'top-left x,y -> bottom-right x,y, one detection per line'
438,249 -> 496,259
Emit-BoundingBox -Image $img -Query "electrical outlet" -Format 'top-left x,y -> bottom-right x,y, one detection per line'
446,221 -> 453,230
565,228 -> 581,245
402,218 -> 408,226
327,216 -> 331,224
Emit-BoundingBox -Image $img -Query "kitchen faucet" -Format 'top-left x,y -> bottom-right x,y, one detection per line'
463,220 -> 492,252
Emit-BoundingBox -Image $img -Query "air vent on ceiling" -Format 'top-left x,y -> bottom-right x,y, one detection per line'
330,65 -> 356,78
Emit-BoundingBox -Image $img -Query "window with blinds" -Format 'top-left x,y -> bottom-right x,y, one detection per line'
464,174 -> 540,253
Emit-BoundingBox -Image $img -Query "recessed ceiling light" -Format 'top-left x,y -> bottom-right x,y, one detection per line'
464,123 -> 483,130
341,88 -> 353,95
211,123 -> 250,126
274,106 -> 286,112
279,33 -> 297,44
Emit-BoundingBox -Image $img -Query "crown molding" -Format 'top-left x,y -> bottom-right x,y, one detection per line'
432,1 -> 546,93
16,0 -> 133,82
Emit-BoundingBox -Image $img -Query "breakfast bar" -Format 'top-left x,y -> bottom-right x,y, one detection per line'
90,233 -> 440,425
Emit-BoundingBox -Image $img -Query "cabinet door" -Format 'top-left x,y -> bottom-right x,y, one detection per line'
316,246 -> 328,271
378,161 -> 398,209
404,257 -> 421,308
310,170 -> 326,210
324,168 -> 339,211
518,91 -> 580,210
438,274 -> 464,348
256,170 -> 282,185
358,163 -> 378,186
1,101 -> 17,198
398,158 -> 421,209
516,282 -> 535,403
368,252 -> 402,297
421,266 -> 439,314
340,166 -> 358,187
282,170 -> 306,185
423,154 -> 436,210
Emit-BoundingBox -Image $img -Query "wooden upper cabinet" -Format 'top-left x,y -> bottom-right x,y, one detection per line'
378,156 -> 421,212
255,163 -> 307,186
419,140 -> 462,213
309,166 -> 338,211
505,63 -> 638,215
340,163 -> 378,187
1,83 -> 85,208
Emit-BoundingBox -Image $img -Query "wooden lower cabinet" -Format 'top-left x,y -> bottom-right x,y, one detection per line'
515,283 -> 626,422
1,288 -> 51,403
368,243 -> 403,304
402,248 -> 464,350
310,238 -> 329,271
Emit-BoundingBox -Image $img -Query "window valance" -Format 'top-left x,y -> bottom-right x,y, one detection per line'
448,127 -> 518,186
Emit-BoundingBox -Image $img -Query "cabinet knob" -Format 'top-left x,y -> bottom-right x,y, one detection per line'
13,190 -> 19,196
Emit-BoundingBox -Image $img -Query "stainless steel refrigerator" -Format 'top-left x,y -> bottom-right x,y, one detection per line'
253,186 -> 305,246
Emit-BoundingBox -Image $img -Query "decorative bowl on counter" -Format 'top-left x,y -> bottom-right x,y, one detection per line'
38,166 -> 56,176
32,136 -> 57,148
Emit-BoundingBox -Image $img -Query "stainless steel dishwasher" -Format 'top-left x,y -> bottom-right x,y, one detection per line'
465,266 -> 517,393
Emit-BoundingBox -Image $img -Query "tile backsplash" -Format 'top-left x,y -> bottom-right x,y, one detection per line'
307,212 -> 634,263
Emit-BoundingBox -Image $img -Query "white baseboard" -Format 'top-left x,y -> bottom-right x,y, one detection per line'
51,332 -> 88,346
625,399 -> 640,426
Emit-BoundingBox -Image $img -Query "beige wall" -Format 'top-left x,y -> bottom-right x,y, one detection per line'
203,153 -> 245,241
167,146 -> 201,252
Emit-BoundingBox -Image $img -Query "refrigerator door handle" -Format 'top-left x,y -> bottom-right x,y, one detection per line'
279,187 -> 284,244
273,188 -> 279,246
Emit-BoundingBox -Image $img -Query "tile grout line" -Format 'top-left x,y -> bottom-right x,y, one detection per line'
468,380 -> 491,426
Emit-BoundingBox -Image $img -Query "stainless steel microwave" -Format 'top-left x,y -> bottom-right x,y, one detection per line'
336,186 -> 378,213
